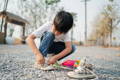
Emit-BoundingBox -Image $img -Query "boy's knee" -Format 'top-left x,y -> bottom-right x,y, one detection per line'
39,32 -> 55,57
41,31 -> 55,41
45,32 -> 55,38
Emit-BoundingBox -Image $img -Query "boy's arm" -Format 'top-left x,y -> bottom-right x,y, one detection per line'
48,41 -> 72,64
55,41 -> 72,59
26,34 -> 45,64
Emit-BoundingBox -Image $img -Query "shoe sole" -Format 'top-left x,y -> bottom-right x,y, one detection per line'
67,68 -> 97,79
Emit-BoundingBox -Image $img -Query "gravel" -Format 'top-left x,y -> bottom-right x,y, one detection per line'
0,45 -> 120,80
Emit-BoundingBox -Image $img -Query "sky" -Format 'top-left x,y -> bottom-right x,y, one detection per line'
59,0 -> 109,41
0,0 -> 120,41
59,0 -> 120,41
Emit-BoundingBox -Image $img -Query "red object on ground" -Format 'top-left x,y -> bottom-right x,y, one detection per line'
61,60 -> 76,68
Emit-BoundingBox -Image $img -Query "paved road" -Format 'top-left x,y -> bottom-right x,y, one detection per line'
0,45 -> 120,80
66,46 -> 120,80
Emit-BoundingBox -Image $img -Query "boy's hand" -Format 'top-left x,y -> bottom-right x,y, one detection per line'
48,56 -> 58,65
36,53 -> 45,64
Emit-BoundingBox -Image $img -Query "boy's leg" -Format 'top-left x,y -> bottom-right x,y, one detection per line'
39,32 -> 55,57
48,42 -> 76,60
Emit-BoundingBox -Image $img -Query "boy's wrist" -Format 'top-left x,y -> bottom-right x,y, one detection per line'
53,55 -> 60,60
35,52 -> 43,57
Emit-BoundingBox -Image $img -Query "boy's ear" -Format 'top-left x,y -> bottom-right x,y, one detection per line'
51,24 -> 56,33
52,25 -> 56,30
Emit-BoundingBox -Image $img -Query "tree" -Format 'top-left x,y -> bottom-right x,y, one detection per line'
89,15 -> 110,46
89,0 -> 120,46
102,0 -> 120,46
18,0 -> 61,35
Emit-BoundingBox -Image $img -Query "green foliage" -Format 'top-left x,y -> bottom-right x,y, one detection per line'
45,0 -> 60,5
18,0 -> 62,34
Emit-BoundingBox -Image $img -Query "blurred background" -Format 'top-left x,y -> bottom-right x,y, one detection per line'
0,0 -> 120,47
0,1 -> 120,79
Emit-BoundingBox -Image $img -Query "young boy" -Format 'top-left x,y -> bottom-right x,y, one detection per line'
26,11 -> 75,68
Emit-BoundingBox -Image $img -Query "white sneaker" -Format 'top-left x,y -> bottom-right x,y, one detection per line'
80,57 -> 87,67
67,57 -> 96,79
74,66 -> 86,74
40,64 -> 56,71
67,67 -> 96,79
34,62 -> 54,70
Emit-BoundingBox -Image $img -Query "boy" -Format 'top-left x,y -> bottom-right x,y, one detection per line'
26,11 -> 75,68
